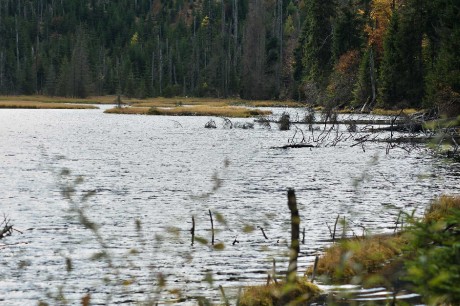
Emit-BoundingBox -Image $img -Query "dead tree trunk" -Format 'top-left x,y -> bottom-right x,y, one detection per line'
191,216 -> 195,246
287,189 -> 300,283
209,209 -> 215,245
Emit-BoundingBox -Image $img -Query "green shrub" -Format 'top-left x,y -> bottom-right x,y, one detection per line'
404,196 -> 460,305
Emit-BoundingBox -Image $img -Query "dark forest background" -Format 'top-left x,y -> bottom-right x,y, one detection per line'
0,0 -> 458,114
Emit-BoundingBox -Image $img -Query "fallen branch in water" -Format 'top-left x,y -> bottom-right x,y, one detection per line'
1,215 -> 16,239
271,144 -> 315,149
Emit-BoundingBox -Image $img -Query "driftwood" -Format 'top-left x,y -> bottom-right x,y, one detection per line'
1,215 -> 20,239
271,143 -> 315,149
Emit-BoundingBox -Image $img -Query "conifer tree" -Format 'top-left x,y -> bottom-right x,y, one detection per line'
294,0 -> 336,100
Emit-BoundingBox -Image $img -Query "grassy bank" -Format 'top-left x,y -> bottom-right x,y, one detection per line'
305,233 -> 408,284
305,195 -> 460,305
105,105 -> 272,118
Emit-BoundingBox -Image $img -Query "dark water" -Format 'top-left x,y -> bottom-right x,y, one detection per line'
0,106 -> 458,305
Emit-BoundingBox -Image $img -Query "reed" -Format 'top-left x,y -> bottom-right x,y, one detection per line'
424,195 -> 460,223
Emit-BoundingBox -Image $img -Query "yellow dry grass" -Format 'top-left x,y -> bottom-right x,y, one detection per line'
0,95 -> 114,105
371,108 -> 420,116
131,97 -> 305,108
105,105 -> 271,118
0,101 -> 98,109
424,195 -> 460,223
0,95 -> 306,108
239,278 -> 321,306
104,107 -> 150,115
306,234 -> 408,282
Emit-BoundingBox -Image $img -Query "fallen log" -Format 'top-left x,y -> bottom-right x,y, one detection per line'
256,118 -> 403,126
271,143 -> 315,149
375,136 -> 460,144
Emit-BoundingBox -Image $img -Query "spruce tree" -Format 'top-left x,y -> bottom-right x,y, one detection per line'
294,0 -> 336,100
378,10 -> 401,108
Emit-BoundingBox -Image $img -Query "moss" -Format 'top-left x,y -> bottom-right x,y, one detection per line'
239,278 -> 321,306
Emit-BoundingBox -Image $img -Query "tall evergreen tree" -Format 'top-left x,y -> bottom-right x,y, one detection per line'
294,0 -> 336,103
378,10 -> 402,107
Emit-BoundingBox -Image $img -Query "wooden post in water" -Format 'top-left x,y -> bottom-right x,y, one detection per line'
259,226 -> 268,239
209,209 -> 215,245
311,255 -> 319,282
191,216 -> 195,246
287,189 -> 300,283
333,214 -> 340,242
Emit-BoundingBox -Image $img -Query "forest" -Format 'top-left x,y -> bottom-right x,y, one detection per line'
0,0 -> 458,115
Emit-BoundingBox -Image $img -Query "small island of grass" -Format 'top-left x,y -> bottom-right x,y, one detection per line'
105,105 -> 272,118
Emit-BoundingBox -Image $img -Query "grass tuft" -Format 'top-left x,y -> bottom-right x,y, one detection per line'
424,195 -> 460,223
239,278 -> 321,306
305,234 -> 408,283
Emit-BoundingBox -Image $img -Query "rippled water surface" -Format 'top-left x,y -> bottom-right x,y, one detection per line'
0,106 -> 459,304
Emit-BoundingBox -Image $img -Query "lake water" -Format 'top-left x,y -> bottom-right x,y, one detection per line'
0,106 -> 459,305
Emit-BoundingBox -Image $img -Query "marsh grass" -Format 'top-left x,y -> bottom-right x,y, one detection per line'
371,108 -> 420,116
0,95 -> 114,105
0,95 -> 305,108
0,101 -> 98,109
239,278 -> 321,306
424,195 -> 460,223
106,105 -> 271,118
104,107 -> 150,115
305,234 -> 408,283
